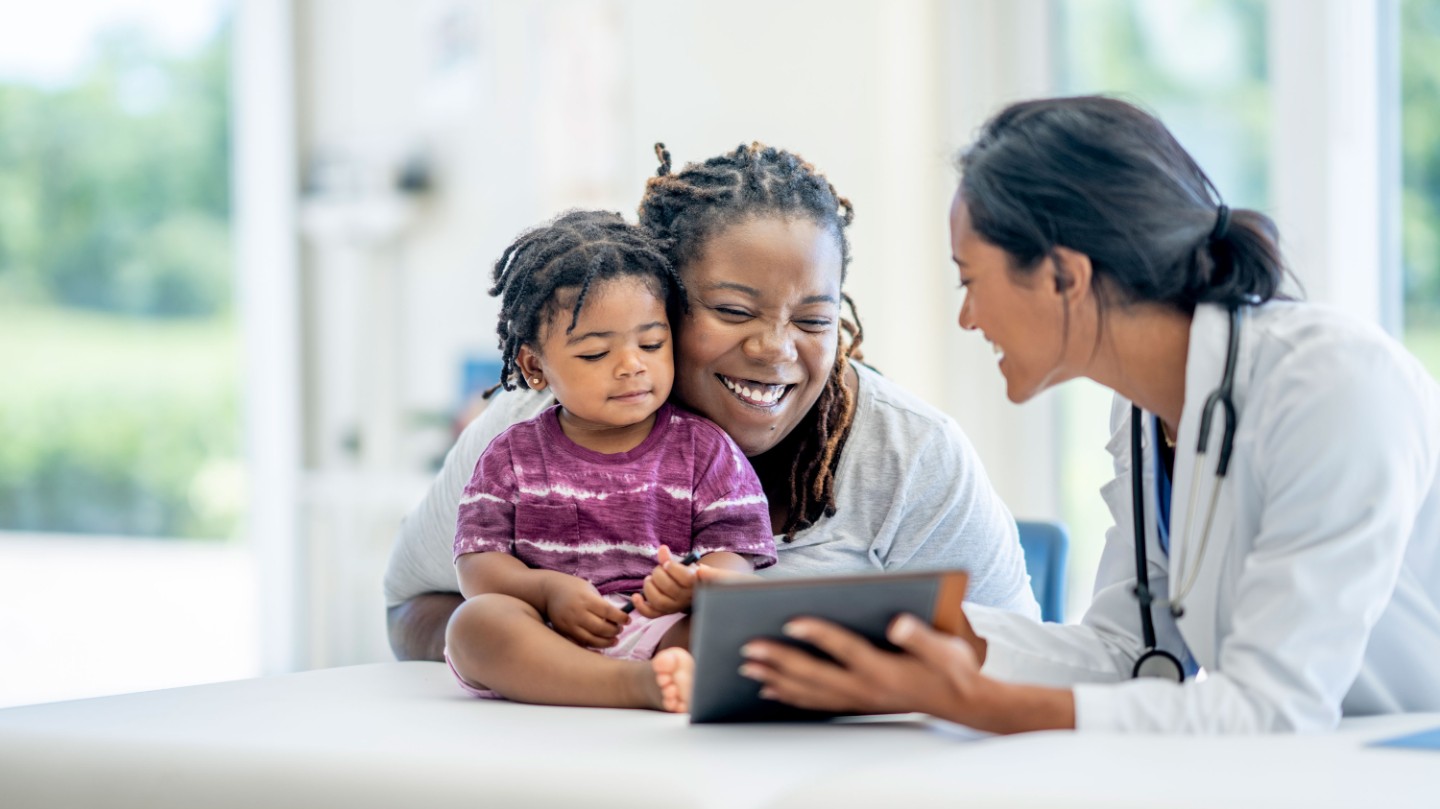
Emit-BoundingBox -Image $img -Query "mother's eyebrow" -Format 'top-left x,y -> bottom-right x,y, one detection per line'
705,281 -> 838,305
705,281 -> 762,297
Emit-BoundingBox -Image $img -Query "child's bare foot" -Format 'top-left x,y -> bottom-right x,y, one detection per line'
651,647 -> 694,713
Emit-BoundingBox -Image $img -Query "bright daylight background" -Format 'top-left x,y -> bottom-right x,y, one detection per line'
1,0 -> 1437,708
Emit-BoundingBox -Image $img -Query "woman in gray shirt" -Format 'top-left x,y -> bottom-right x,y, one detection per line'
384,143 -> 1039,660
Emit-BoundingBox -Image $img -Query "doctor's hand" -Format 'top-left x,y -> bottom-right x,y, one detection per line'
542,574 -> 627,649
738,614 -> 1076,733
738,614 -> 984,718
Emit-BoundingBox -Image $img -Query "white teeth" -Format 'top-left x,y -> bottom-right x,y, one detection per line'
720,375 -> 787,405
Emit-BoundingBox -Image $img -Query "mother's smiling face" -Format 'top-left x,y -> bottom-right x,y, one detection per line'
672,215 -> 844,457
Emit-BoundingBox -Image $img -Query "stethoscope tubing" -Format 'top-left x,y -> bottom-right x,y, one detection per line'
1128,304 -> 1243,681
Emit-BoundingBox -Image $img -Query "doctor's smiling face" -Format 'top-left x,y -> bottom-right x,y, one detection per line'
951,191 -> 1080,404
672,215 -> 843,457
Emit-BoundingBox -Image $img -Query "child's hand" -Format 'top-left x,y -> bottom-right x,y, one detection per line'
630,545 -> 700,618
543,575 -> 628,648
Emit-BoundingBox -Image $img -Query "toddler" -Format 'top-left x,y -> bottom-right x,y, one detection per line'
445,210 -> 775,711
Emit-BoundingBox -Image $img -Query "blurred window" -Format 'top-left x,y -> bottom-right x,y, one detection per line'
1051,0 -> 1270,619
1402,0 -> 1440,376
0,3 -> 241,540
0,1 -> 254,707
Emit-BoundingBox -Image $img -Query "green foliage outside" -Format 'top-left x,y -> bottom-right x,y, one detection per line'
0,24 -> 232,316
1057,0 -> 1271,209
1402,0 -> 1440,376
0,303 -> 243,538
0,18 -> 239,539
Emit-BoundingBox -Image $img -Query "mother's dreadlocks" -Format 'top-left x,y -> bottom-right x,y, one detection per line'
638,142 -> 864,541
489,209 -> 686,392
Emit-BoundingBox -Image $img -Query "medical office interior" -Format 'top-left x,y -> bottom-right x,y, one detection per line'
1,0 -> 1437,708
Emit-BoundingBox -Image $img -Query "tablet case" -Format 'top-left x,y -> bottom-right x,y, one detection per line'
688,569 -> 969,723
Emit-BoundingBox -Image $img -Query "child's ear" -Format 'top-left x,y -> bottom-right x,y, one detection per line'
515,346 -> 547,391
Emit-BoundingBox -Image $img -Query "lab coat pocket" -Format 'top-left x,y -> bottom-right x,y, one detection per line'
514,502 -> 582,575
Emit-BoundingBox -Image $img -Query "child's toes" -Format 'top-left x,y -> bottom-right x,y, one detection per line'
651,648 -> 695,713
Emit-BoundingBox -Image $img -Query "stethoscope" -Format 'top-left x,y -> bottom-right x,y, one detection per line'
1129,304 -> 1242,683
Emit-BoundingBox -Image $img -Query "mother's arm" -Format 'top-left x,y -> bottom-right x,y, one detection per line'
874,412 -> 1039,618
387,592 -> 465,661
382,386 -> 554,661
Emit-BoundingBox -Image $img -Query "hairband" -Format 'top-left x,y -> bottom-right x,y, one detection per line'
1210,204 -> 1231,242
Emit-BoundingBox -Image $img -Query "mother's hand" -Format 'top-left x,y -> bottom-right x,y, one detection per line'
738,613 -> 984,719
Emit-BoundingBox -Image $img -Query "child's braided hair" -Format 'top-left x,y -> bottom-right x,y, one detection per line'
489,209 -> 686,392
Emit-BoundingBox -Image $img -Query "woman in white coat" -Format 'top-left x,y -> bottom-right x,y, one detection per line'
731,96 -> 1440,733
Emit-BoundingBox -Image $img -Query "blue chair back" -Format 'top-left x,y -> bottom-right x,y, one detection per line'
1017,520 -> 1069,623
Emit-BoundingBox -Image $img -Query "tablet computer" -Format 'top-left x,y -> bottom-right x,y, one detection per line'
687,569 -> 968,724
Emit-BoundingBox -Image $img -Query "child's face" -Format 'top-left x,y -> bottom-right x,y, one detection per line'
519,276 -> 674,432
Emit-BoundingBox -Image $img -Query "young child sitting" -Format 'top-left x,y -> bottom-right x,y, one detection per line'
445,210 -> 775,711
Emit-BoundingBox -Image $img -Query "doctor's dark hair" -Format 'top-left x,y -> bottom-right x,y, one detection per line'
956,96 -> 1287,314
638,142 -> 863,541
488,209 -> 686,392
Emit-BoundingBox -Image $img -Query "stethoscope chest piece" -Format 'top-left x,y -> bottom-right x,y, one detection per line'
1132,648 -> 1186,682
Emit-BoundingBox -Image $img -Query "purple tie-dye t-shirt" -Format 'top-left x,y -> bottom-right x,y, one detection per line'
454,402 -> 776,595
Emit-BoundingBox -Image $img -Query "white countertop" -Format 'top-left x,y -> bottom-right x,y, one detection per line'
0,661 -> 1434,809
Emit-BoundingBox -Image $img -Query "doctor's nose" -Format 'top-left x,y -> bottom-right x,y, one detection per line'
958,296 -> 977,331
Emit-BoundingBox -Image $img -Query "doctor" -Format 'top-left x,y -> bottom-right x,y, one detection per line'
732,96 -> 1440,733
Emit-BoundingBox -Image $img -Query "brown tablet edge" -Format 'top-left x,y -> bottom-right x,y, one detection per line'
930,571 -> 969,635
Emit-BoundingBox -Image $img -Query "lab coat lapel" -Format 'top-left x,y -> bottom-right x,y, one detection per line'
1170,305 -> 1243,670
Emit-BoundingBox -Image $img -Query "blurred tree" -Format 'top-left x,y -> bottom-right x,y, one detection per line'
1056,0 -> 1269,209
0,20 -> 231,317
0,13 -> 240,539
1403,0 -> 1440,329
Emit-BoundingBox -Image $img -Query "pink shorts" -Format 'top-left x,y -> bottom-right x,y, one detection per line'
447,593 -> 687,699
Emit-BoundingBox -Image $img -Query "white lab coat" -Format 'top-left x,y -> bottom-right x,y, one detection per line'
969,301 -> 1440,732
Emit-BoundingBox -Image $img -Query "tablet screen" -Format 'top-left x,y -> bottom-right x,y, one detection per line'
688,569 -> 968,723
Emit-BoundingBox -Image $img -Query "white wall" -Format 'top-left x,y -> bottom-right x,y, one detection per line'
284,0 -> 1061,665
278,0 -> 1398,663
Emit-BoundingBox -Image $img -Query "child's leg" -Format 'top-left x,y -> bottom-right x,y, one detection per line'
445,593 -> 671,710
655,616 -> 690,651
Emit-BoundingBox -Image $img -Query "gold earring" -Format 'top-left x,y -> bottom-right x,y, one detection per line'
530,378 -> 541,385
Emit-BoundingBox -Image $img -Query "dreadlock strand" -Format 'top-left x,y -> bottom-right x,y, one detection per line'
636,142 -> 859,540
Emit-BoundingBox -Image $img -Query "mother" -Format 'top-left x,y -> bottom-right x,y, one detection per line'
384,142 -> 1039,661
736,96 -> 1440,733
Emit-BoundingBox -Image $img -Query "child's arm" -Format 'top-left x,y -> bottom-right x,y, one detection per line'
457,551 -> 569,604
628,546 -> 753,618
457,551 -> 629,648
